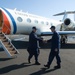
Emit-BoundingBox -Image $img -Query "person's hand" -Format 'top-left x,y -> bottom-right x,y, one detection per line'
43,40 -> 47,43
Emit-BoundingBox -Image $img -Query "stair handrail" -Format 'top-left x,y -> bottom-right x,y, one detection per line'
3,33 -> 19,54
1,24 -> 19,54
2,33 -> 19,54
0,40 -> 12,57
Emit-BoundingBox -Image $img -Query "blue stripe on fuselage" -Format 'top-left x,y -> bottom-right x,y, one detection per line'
2,7 -> 17,34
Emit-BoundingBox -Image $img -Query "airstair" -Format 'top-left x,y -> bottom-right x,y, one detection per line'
0,27 -> 19,58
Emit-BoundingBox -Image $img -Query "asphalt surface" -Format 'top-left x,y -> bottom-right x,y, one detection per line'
0,41 -> 75,75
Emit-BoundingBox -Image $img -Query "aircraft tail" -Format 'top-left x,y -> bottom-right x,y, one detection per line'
53,11 -> 75,21
53,11 -> 75,16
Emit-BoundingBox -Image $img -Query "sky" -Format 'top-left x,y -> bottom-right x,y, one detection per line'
0,0 -> 75,20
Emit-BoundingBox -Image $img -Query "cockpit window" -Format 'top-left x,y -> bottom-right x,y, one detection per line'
17,17 -> 23,22
27,18 -> 31,23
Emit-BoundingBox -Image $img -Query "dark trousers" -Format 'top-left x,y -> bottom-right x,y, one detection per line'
28,48 -> 40,63
47,49 -> 61,66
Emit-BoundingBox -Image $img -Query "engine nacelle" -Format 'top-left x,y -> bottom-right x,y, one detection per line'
64,18 -> 71,26
63,18 -> 75,30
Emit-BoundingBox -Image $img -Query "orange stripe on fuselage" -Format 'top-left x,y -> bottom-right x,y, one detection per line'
2,11 -> 11,34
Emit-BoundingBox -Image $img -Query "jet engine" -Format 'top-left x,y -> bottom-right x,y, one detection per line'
64,18 -> 71,26
63,18 -> 75,30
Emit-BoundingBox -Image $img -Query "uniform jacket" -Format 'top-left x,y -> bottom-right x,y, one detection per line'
28,31 -> 42,50
47,31 -> 60,50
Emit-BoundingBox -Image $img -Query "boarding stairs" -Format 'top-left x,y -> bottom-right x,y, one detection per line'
0,27 -> 19,58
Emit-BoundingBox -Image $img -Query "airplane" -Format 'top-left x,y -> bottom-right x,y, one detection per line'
0,7 -> 62,35
0,7 -> 75,43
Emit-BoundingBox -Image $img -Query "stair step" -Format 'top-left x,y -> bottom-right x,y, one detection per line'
5,45 -> 12,48
7,47 -> 14,50
0,31 -> 19,58
0,34 -> 4,36
2,39 -> 8,42
0,37 -> 3,39
9,51 -> 17,54
0,36 -> 5,38
5,44 -> 12,48
2,41 -> 10,45
8,49 -> 15,52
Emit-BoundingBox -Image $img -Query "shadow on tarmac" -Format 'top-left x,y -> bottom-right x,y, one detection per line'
12,41 -> 75,49
30,68 -> 58,75
0,41 -> 75,52
0,63 -> 33,74
0,58 -> 13,61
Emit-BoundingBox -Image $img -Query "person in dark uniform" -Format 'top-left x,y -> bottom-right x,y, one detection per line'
27,26 -> 43,65
44,26 -> 61,69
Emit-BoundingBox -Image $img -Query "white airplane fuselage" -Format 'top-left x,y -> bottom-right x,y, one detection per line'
0,7 -> 62,35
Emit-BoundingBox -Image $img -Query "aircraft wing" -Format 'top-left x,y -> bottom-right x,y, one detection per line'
41,31 -> 75,36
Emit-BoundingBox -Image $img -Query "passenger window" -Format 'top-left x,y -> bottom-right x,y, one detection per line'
27,18 -> 31,23
41,21 -> 44,24
34,20 -> 38,24
17,17 -> 23,22
46,22 -> 49,25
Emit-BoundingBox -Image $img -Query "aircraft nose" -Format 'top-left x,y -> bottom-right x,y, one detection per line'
0,10 -> 11,34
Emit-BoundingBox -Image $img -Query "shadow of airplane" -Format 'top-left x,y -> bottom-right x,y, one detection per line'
0,63 -> 33,74
30,68 -> 58,75
0,58 -> 13,61
11,41 -> 75,49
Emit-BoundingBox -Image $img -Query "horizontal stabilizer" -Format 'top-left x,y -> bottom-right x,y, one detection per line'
53,11 -> 75,16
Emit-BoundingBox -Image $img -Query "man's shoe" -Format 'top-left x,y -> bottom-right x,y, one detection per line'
28,59 -> 31,63
44,64 -> 50,69
54,65 -> 61,69
35,62 -> 41,65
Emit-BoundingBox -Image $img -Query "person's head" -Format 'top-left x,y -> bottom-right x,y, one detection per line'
32,26 -> 37,33
50,26 -> 55,32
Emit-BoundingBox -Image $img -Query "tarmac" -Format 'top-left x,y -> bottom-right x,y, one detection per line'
0,40 -> 75,75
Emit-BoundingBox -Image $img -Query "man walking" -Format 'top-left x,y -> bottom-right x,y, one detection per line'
44,26 -> 61,69
27,26 -> 43,65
